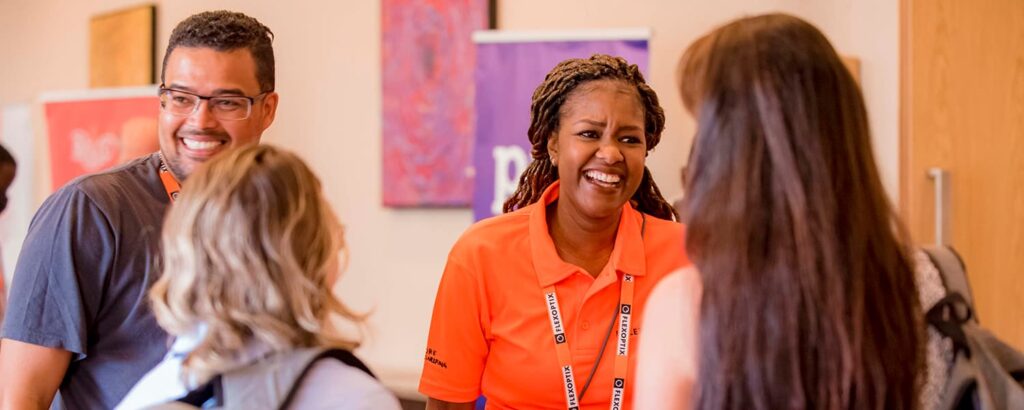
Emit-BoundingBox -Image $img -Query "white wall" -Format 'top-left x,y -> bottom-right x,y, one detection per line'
0,0 -> 899,395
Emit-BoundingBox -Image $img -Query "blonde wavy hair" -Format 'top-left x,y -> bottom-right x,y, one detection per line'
149,144 -> 361,384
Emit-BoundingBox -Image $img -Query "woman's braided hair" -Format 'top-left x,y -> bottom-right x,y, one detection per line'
502,54 -> 677,220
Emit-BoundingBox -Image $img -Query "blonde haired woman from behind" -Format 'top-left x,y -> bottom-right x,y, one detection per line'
118,145 -> 399,409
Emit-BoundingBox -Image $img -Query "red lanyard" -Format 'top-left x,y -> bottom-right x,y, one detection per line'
543,273 -> 635,410
157,154 -> 181,203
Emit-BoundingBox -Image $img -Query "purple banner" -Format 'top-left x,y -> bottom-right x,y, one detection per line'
472,35 -> 649,221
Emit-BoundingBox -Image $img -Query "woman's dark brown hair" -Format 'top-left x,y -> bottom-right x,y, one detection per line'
680,14 -> 922,409
502,54 -> 676,220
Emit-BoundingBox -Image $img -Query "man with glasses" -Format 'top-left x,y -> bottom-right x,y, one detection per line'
0,11 -> 277,409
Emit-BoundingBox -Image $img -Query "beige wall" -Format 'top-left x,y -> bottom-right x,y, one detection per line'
0,0 -> 898,395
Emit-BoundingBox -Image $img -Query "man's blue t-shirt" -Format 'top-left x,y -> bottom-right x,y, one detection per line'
2,153 -> 170,409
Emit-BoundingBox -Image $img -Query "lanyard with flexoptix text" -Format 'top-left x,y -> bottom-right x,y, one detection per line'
157,154 -> 181,203
544,272 -> 635,410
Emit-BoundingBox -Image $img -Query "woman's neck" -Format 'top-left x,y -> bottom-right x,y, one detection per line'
547,201 -> 621,277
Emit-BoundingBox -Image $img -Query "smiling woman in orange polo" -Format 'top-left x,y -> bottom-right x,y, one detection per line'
419,55 -> 688,410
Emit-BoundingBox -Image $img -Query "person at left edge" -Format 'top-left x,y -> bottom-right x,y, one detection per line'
419,54 -> 688,410
0,144 -> 16,329
0,11 -> 279,410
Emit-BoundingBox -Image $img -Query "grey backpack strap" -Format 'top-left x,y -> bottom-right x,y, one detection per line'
922,246 -> 975,315
219,347 -> 374,410
276,349 -> 376,408
923,245 -> 1024,410
938,324 -> 1024,410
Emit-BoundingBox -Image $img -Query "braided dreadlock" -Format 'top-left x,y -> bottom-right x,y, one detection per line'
502,54 -> 677,221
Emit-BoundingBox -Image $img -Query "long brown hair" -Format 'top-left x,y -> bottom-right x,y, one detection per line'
680,14 -> 922,409
502,54 -> 676,220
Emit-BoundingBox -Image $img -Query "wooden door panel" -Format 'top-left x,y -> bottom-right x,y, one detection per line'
902,0 -> 1024,349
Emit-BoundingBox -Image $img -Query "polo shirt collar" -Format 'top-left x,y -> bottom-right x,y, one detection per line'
529,181 -> 648,288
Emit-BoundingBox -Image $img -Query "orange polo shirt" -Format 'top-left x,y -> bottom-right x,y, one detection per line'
419,181 -> 688,409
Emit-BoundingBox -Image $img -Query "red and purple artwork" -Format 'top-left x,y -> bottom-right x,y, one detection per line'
381,0 -> 490,207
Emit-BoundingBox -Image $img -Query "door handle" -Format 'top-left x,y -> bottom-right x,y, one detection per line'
928,168 -> 949,245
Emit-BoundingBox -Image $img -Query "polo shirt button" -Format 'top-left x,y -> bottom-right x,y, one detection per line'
582,321 -> 591,330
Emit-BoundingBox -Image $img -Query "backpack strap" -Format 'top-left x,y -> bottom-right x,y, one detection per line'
168,373 -> 223,407
938,322 -> 1024,410
921,245 -> 1024,410
927,292 -> 974,359
276,349 -> 376,408
923,245 -> 976,358
922,245 -> 975,315
218,347 -> 374,410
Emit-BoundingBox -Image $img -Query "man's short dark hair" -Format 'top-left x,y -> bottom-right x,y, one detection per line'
161,11 -> 275,93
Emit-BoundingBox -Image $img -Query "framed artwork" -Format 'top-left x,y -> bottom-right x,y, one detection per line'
841,56 -> 861,85
381,0 -> 493,207
89,4 -> 156,87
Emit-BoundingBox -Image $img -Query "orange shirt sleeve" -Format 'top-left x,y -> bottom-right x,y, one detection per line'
419,248 -> 491,402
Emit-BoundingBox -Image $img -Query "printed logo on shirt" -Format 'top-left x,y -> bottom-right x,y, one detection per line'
555,333 -> 567,344
424,347 -> 448,369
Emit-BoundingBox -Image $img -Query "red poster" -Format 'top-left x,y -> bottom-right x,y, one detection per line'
44,96 -> 158,190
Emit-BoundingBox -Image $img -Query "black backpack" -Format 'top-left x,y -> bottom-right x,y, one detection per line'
923,246 -> 1024,409
142,347 -> 375,410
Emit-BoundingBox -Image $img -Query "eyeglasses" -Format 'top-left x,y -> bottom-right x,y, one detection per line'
158,86 -> 271,121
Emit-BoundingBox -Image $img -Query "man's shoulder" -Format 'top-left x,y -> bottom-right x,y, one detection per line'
56,153 -> 164,207
69,153 -> 161,192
